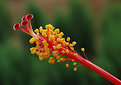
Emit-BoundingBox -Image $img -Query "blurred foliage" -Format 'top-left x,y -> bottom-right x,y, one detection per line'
0,0 -> 11,42
26,2 -> 46,29
0,0 -> 121,85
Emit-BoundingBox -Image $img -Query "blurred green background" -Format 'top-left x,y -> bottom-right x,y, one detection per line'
0,0 -> 121,85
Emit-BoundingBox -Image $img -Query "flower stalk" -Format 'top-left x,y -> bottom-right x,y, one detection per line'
13,14 -> 121,85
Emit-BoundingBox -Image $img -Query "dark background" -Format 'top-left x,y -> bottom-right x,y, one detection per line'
0,0 -> 121,85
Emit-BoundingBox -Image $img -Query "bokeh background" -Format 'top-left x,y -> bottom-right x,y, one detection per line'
0,0 -> 121,85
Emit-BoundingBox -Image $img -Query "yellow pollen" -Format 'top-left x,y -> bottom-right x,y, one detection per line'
39,26 -> 43,33
58,32 -> 64,37
74,53 -> 78,56
42,40 -> 47,45
34,29 -> 39,33
48,59 -> 55,64
53,46 -> 56,50
31,50 -> 36,54
45,24 -> 52,29
42,32 -> 47,37
36,51 -> 40,55
36,42 -> 40,46
74,67 -> 77,71
57,59 -> 61,63
73,62 -> 77,66
49,35 -> 55,41
55,29 -> 60,33
72,59 -> 75,62
66,64 -> 69,68
70,44 -> 73,47
60,58 -> 65,61
39,57 -> 43,60
56,55 -> 60,59
67,37 -> 70,41
81,48 -> 85,51
72,41 -> 76,46
62,41 -> 66,46
30,47 -> 35,51
49,29 -> 53,33
62,38 -> 65,41
39,53 -> 43,60
62,50 -> 65,54
65,49 -> 69,53
59,39 -> 63,43
29,37 -> 36,44
52,51 -> 58,56
57,38 -> 60,42
65,42 -> 69,46
56,44 -> 61,49
70,47 -> 74,51
49,57 -> 53,60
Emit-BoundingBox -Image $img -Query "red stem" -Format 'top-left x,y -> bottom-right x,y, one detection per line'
66,50 -> 121,85
45,37 -> 121,84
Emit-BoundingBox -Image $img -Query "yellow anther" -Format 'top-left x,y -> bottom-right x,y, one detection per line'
39,57 -> 43,60
56,55 -> 60,59
39,53 -> 43,57
55,28 -> 60,33
66,64 -> 69,68
74,53 -> 78,56
36,42 -> 40,46
53,51 -> 58,56
67,37 -> 70,41
49,29 -> 53,33
31,50 -> 36,54
37,33 -> 39,35
62,38 -> 65,41
36,51 -> 40,55
62,50 -> 65,54
49,57 -> 53,60
65,42 -> 69,46
43,29 -> 47,33
57,38 -> 60,42
53,46 -> 56,50
56,44 -> 61,49
70,47 -> 74,51
62,41 -> 66,46
51,27 -> 55,30
65,49 -> 69,53
59,39 -> 63,43
72,41 -> 76,46
74,67 -> 77,71
48,59 -> 55,64
39,53 -> 43,60
42,32 -> 47,37
45,24 -> 52,29
81,48 -> 85,51
42,40 -> 47,45
39,26 -> 43,33
60,58 -> 65,61
49,35 -> 55,41
34,29 -> 39,33
57,59 -> 61,63
29,37 -> 36,44
43,53 -> 49,58
73,62 -> 77,66
70,44 -> 73,47
58,32 -> 64,37
52,31 -> 55,35
72,59 -> 75,62
30,47 -> 35,51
